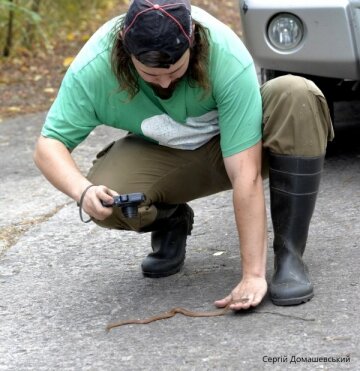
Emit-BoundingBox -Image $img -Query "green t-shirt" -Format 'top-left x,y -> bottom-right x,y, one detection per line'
42,7 -> 262,158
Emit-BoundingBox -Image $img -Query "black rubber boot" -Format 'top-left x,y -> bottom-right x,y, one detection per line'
269,153 -> 324,306
141,204 -> 194,278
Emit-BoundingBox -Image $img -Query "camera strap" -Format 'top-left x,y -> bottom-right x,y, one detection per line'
78,184 -> 96,223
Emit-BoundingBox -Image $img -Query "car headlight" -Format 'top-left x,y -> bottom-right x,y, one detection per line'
267,13 -> 304,51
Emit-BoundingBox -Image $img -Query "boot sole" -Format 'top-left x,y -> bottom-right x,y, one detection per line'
271,292 -> 314,306
142,262 -> 184,278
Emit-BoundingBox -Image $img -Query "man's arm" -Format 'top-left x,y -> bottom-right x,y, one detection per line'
33,136 -> 117,221
214,140 -> 268,310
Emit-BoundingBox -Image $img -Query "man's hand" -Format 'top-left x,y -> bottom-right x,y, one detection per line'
214,276 -> 268,310
81,185 -> 119,221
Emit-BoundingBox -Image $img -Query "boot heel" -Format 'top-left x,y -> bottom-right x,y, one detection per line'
186,207 -> 195,236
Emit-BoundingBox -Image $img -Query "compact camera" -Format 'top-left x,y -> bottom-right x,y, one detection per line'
102,192 -> 145,218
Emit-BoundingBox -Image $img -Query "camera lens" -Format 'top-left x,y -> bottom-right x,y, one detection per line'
122,206 -> 138,218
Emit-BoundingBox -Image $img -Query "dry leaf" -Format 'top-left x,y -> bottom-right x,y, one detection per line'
43,87 -> 55,94
8,106 -> 21,112
63,57 -> 75,67
66,33 -> 75,41
81,34 -> 90,42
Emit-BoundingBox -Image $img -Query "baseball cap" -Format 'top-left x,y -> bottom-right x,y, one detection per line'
123,0 -> 193,65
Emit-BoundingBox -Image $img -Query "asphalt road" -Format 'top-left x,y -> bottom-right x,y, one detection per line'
0,112 -> 359,370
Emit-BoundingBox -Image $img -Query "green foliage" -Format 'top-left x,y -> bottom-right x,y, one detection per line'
0,0 -> 41,22
0,0 -> 120,57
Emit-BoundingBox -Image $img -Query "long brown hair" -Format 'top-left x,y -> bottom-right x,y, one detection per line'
110,18 -> 211,99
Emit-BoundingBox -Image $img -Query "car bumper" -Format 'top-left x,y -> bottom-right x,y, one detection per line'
240,0 -> 360,79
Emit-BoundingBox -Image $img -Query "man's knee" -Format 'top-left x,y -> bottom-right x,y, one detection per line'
261,74 -> 323,105
261,74 -> 334,156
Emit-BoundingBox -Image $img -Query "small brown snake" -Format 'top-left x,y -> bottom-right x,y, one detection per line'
106,298 -> 249,331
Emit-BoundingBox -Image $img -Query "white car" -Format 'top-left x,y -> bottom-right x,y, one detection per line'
239,0 -> 360,126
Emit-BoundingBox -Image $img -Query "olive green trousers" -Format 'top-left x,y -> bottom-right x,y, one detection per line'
87,75 -> 334,231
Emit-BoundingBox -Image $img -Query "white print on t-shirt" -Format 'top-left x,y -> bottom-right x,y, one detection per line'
141,110 -> 220,150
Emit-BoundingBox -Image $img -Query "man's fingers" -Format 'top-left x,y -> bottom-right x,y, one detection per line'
87,185 -> 117,207
108,188 -> 119,197
250,292 -> 264,307
214,295 -> 232,308
217,277 -> 268,311
95,186 -> 115,203
215,296 -> 254,311
229,296 -> 253,310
